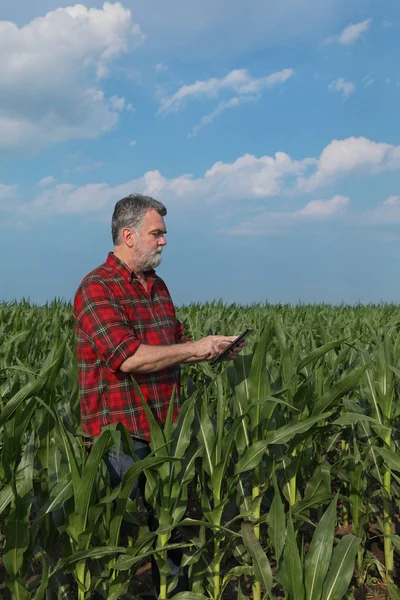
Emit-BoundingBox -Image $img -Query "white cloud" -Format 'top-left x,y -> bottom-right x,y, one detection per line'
229,195 -> 349,236
0,184 -> 18,199
109,95 -> 134,112
325,18 -> 372,45
365,196 -> 400,224
297,195 -> 349,218
298,137 -> 400,191
363,75 -> 374,88
338,18 -> 372,44
329,78 -> 355,98
129,140 -> 137,147
157,68 -> 294,115
0,3 -> 144,149
7,136 -> 400,228
0,184 -> 18,213
12,150 -> 312,220
189,96 -> 257,137
155,62 -> 167,72
38,176 -> 56,187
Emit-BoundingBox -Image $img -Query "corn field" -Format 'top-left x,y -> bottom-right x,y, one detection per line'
1,300 -> 400,600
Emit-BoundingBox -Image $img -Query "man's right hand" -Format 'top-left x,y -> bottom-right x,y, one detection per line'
188,335 -> 238,362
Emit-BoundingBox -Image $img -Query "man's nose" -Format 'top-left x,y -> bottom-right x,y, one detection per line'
159,236 -> 167,246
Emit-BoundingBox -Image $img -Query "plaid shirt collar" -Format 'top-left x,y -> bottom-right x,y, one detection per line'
105,252 -> 156,284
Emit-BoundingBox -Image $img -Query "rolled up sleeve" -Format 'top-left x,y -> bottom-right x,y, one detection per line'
74,278 -> 140,372
176,319 -> 191,343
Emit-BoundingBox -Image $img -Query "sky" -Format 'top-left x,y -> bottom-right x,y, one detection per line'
1,0 -> 400,306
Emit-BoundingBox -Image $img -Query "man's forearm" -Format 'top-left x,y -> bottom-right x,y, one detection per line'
120,342 -> 197,373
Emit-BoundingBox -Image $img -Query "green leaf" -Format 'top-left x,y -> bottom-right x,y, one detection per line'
322,535 -> 361,600
172,395 -> 196,461
51,546 -> 126,573
234,441 -> 268,474
197,401 -> 215,477
266,478 -> 286,563
133,377 -> 167,451
388,583 -> 400,600
0,342 -> 66,426
333,413 -> 391,440
277,512 -> 304,600
248,324 -> 271,401
297,339 -> 344,372
312,365 -> 369,415
241,522 -> 274,598
0,484 -> 13,513
5,577 -> 30,600
169,594 -> 209,600
264,412 -> 333,445
304,495 -> 338,600
375,446 -> 400,472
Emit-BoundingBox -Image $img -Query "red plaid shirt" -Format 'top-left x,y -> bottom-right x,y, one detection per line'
73,252 -> 188,440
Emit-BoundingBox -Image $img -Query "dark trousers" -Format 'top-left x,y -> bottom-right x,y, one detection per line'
103,437 -> 151,500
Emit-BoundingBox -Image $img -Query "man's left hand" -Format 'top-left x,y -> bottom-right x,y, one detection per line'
222,339 -> 248,361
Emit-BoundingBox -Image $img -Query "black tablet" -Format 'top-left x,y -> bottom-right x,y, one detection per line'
210,328 -> 253,365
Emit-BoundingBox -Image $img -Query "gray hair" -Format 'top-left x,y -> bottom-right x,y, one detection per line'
111,194 -> 167,245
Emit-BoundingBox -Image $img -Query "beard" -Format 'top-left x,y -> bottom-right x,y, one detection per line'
135,242 -> 163,271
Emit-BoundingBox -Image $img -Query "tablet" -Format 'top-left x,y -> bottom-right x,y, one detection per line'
210,328 -> 253,365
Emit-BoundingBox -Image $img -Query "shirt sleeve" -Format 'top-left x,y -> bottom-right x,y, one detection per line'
73,278 -> 141,373
176,319 -> 191,343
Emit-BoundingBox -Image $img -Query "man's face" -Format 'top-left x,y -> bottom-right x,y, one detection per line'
134,209 -> 167,271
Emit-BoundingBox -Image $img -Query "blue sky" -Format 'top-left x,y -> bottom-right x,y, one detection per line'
1,0 -> 400,305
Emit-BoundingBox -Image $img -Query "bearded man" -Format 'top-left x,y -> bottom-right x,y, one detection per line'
73,194 -> 242,448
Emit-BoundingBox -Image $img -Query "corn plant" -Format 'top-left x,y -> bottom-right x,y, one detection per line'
1,300 -> 400,598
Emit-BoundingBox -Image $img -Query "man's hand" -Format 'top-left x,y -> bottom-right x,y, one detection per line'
188,335 -> 239,362
222,338 -> 248,361
188,335 -> 248,362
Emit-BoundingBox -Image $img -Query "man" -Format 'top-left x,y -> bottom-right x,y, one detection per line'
73,193 -> 244,445
73,194 -> 246,594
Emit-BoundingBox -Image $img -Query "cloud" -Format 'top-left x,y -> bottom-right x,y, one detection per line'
365,196 -> 400,224
38,176 -> 56,187
189,96 -> 257,137
0,184 -> 18,199
6,136 -> 400,228
109,96 -> 134,112
0,183 -> 18,213
158,68 -> 294,115
129,140 -> 137,147
329,78 -> 355,98
229,195 -> 350,236
10,151 -> 312,221
298,137 -> 400,191
325,18 -> 371,45
0,2 -> 144,150
296,195 -> 349,217
362,75 -> 374,88
155,62 -> 167,72
338,18 -> 372,44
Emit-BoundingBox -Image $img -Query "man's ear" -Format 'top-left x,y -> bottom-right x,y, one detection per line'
121,227 -> 136,248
